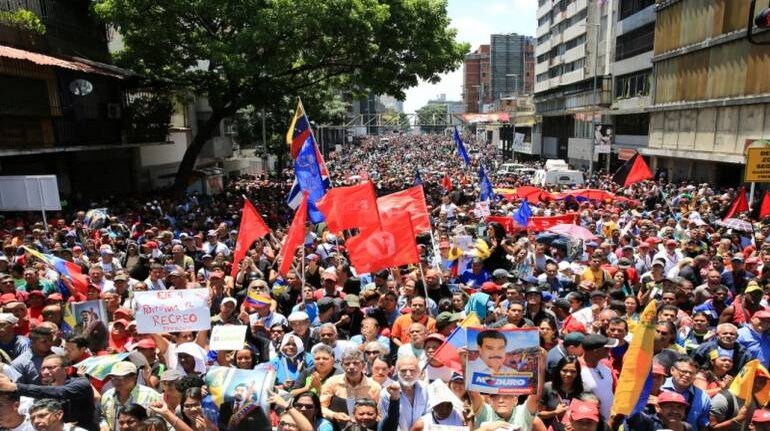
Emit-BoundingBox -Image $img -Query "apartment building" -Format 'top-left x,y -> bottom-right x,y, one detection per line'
490,33 -> 535,100
462,45 -> 492,113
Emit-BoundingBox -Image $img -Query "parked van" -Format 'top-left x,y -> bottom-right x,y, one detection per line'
532,169 -> 585,186
496,163 -> 526,176
544,159 -> 570,171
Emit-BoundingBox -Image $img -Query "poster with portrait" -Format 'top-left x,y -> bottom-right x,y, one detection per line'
205,365 -> 276,413
465,327 -> 539,394
70,300 -> 108,335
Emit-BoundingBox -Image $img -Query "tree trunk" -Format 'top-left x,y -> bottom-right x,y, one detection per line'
171,109 -> 228,195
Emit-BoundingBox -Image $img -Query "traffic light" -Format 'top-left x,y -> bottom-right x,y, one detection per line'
748,0 -> 770,45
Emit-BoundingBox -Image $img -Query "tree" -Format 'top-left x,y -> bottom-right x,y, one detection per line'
94,0 -> 469,193
415,102 -> 450,134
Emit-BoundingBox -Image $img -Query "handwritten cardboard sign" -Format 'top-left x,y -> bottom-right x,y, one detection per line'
134,288 -> 211,334
210,325 -> 248,351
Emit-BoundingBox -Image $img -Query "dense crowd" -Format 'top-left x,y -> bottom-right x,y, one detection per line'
0,132 -> 767,431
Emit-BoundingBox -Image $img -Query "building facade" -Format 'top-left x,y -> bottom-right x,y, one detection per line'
645,0 -> 770,185
490,33 -> 535,101
462,44 -> 492,113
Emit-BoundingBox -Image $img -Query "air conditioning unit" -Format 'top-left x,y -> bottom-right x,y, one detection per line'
107,103 -> 122,119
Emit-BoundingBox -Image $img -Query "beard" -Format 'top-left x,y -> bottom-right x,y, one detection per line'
399,377 -> 416,388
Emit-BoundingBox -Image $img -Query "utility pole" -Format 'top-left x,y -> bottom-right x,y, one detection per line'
588,14 -> 601,175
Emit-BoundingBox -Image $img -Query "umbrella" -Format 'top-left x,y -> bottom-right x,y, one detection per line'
535,232 -> 562,246
716,218 -> 753,232
547,223 -> 598,241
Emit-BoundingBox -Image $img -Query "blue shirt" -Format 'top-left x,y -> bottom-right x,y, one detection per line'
660,378 -> 711,429
737,324 -> 770,368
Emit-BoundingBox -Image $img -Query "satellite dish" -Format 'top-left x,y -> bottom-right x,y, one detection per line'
69,79 -> 93,96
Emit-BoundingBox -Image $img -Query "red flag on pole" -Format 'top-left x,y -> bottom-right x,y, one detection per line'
442,173 -> 453,191
612,153 -> 653,187
760,192 -> 770,219
277,193 -> 308,276
346,211 -> 419,274
724,188 -> 749,220
231,198 -> 271,277
315,181 -> 380,233
376,185 -> 431,233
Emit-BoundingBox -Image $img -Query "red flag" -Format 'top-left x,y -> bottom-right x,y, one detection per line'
724,188 -> 749,220
315,181 -> 380,233
485,216 -> 519,234
760,192 -> 770,219
277,194 -> 308,276
442,174 -> 453,191
377,185 -> 431,233
528,212 -> 578,231
613,153 -> 653,187
346,212 -> 419,273
231,198 -> 270,277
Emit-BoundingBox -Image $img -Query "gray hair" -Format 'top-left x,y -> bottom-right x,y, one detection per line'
319,323 -> 338,335
30,398 -> 63,414
311,344 -> 334,358
364,341 -> 389,356
340,348 -> 365,364
716,323 -> 738,333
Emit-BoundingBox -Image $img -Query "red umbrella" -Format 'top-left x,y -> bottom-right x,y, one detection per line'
547,223 -> 598,241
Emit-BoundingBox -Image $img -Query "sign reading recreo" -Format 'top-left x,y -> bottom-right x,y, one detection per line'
134,288 -> 211,334
745,145 -> 770,182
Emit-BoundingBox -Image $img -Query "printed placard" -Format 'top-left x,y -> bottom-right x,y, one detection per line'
465,327 -> 539,395
210,325 -> 248,351
134,288 -> 211,334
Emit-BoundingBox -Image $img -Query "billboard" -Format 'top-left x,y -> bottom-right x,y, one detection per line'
0,175 -> 61,211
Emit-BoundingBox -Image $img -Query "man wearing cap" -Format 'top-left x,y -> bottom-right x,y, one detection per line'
546,332 -> 585,378
660,357 -> 711,430
99,361 -> 162,431
314,270 -> 345,301
737,309 -> 770,369
212,297 -> 240,326
0,354 -> 96,430
0,313 -> 28,361
750,409 -> 770,431
721,280 -> 766,326
435,312 -> 461,337
458,258 -> 490,288
11,326 -> 56,385
614,390 -> 690,431
423,333 -> 453,382
654,239 -> 683,274
580,334 -> 617,421
564,399 -> 601,431
722,255 -> 754,294
202,230 -> 230,257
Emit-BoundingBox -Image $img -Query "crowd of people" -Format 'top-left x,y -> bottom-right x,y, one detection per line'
0,131 -> 767,431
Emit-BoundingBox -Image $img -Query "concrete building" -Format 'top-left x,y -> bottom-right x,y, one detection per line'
644,0 -> 770,185
534,0 -> 612,168
490,33 -> 535,100
0,0 -> 171,197
462,44 -> 492,113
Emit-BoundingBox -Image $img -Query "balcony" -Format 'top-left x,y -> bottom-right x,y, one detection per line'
537,22 -> 550,38
566,0 -> 588,19
537,0 -> 552,19
535,39 -> 551,57
563,43 -> 586,64
563,18 -> 588,43
535,60 -> 549,75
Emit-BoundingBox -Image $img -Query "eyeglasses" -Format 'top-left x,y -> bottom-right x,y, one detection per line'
673,367 -> 695,376
364,350 -> 380,355
293,403 -> 315,410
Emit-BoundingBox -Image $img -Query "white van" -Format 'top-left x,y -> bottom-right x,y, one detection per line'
496,163 -> 526,176
544,159 -> 570,171
532,169 -> 585,187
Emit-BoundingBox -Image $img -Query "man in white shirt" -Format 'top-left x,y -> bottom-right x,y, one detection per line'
580,334 -> 617,422
379,355 -> 428,431
654,239 -> 683,274
469,330 -> 515,374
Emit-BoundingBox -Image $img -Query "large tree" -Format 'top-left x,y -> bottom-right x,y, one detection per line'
94,0 -> 468,193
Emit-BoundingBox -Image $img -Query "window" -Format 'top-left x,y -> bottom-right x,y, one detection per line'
574,118 -> 593,138
614,71 -> 650,98
537,73 -> 550,83
615,23 -> 654,61
563,59 -> 584,73
619,0 -> 655,20
565,34 -> 586,51
614,113 -> 650,136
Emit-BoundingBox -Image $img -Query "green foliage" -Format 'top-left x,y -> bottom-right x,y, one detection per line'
0,9 -> 46,34
92,0 -> 469,189
415,102 -> 450,134
124,93 -> 174,143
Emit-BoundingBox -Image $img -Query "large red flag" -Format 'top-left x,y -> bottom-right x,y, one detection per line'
724,188 -> 749,220
485,216 -> 518,234
529,212 -> 579,231
760,192 -> 770,219
613,153 -> 653,187
442,173 -> 453,191
277,194 -> 308,276
346,212 -> 419,274
231,198 -> 271,277
315,181 -> 380,233
376,185 -> 431,233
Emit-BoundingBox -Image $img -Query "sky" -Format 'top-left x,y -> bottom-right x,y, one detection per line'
402,0 -> 538,113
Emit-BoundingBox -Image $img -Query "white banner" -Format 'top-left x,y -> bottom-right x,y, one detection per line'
210,325 -> 248,351
134,289 -> 211,334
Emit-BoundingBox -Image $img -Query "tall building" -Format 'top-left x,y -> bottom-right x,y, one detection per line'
490,33 -> 535,100
645,1 -> 770,185
462,45 -> 492,113
534,0 -> 611,165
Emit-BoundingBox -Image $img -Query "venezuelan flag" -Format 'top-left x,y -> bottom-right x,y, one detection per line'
431,312 -> 480,372
286,99 -> 312,160
611,300 -> 657,416
245,290 -> 271,308
730,359 -> 770,406
24,247 -> 89,297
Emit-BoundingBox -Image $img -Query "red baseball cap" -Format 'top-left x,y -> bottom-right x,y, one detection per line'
652,363 -> 667,376
657,391 -> 689,406
569,400 -> 599,422
563,319 -> 587,335
753,409 -> 770,423
645,237 -> 661,245
481,281 -> 501,294
755,309 -> 770,319
112,319 -> 130,328
132,338 -> 157,350
0,293 -> 18,305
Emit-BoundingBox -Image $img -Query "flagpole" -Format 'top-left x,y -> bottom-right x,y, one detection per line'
300,246 -> 306,288
418,262 -> 430,300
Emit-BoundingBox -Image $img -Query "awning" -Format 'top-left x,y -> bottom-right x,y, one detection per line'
0,44 -> 133,79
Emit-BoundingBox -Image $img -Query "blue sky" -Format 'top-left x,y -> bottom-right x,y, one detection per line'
402,0 -> 537,113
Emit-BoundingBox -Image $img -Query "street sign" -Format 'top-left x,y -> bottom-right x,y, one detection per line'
745,146 -> 770,182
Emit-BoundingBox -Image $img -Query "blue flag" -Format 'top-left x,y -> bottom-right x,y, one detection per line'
512,199 -> 532,227
454,127 -> 471,167
414,170 -> 423,186
293,139 -> 328,223
479,166 -> 495,202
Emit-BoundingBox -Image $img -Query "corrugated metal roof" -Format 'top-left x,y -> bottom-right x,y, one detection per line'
0,44 -> 132,79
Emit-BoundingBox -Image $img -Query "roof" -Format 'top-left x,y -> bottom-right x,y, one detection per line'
0,44 -> 133,79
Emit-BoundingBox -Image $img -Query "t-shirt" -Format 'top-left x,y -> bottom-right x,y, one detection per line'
710,390 -> 752,431
474,403 -> 534,431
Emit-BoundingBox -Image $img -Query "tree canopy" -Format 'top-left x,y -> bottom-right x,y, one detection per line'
94,0 -> 469,192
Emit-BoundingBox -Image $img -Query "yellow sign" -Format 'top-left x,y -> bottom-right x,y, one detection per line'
745,147 -> 770,182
